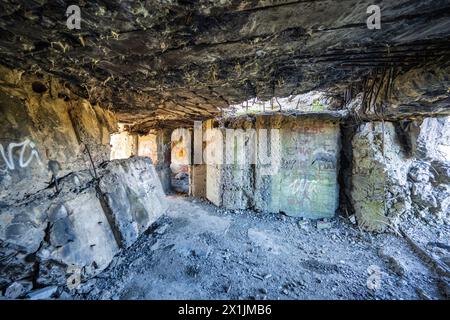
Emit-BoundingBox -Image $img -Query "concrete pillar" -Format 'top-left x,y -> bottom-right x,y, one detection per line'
130,134 -> 139,156
190,164 -> 206,197
189,121 -> 207,198
155,128 -> 172,194
204,119 -> 224,206
204,119 -> 255,209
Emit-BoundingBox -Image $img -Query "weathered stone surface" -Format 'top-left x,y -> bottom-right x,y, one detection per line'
0,242 -> 35,289
350,116 -> 450,232
26,286 -> 58,300
4,280 -> 32,299
0,1 -> 449,129
0,66 -> 117,203
39,191 -> 120,278
221,165 -> 254,210
0,157 -> 168,294
204,121 -> 255,209
408,116 -> 450,222
416,117 -> 450,161
206,165 -> 224,207
351,122 -> 412,232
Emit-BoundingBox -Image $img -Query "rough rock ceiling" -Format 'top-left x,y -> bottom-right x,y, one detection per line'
1,0 -> 450,130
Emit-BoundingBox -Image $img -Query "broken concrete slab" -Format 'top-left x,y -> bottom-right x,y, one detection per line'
26,286 -> 58,300
41,191 -> 120,279
99,157 -> 168,248
1,157 -> 168,291
4,280 -> 32,299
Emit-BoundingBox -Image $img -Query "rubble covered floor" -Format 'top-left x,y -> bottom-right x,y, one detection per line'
75,196 -> 447,300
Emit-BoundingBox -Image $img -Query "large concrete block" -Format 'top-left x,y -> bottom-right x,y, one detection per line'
255,117 -> 340,219
99,157 -> 168,248
221,165 -> 254,210
205,124 -> 225,206
206,124 -> 256,210
203,116 -> 341,217
41,192 -> 120,273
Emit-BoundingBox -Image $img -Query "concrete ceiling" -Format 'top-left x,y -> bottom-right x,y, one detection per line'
1,0 -> 449,130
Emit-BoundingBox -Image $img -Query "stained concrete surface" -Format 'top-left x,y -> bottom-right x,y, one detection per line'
74,196 -> 447,300
204,116 -> 340,218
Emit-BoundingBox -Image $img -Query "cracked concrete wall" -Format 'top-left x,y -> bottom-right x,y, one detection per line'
0,66 -> 117,204
255,116 -> 340,218
409,117 -> 450,223
205,115 -> 341,218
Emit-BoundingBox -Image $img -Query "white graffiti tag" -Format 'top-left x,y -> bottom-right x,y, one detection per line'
0,139 -> 41,171
288,178 -> 318,207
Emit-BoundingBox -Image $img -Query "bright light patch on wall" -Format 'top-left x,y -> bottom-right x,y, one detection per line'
110,123 -> 134,160
224,91 -> 333,116
437,117 -> 450,159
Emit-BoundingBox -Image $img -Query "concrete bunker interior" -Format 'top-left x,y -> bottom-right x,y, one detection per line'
0,0 -> 449,300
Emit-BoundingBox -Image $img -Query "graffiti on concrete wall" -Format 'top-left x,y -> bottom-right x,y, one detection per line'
288,178 -> 318,208
0,139 -> 41,171
311,150 -> 336,170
